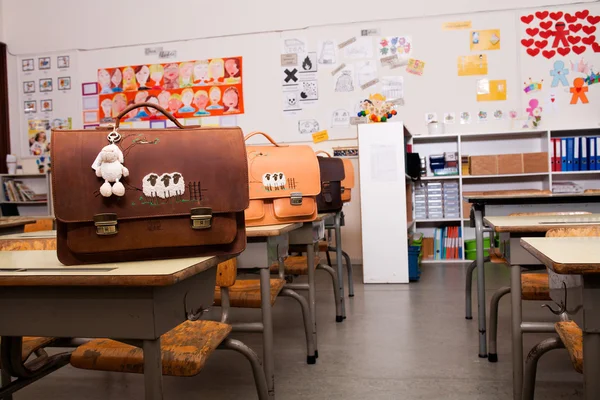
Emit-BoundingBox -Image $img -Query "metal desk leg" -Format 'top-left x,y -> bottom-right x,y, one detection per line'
260,267 -> 276,399
143,338 -> 164,400
511,264 -> 523,400
334,212 -> 346,319
474,206 -> 487,358
306,244 -> 318,356
583,275 -> 600,400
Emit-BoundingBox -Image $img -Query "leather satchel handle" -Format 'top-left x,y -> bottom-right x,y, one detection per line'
315,151 -> 332,157
244,131 -> 289,147
114,102 -> 185,129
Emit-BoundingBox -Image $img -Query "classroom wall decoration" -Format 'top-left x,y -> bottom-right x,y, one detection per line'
97,57 -> 244,123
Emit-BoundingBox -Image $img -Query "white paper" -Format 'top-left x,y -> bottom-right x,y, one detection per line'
370,144 -> 398,182
298,119 -> 320,134
425,112 -> 437,124
317,40 -> 338,66
344,37 -> 374,59
333,65 -> 355,92
444,112 -> 456,124
282,37 -> 308,54
381,76 -> 404,100
82,96 -> 99,110
355,60 -> 378,87
331,109 -> 351,127
282,51 -> 319,114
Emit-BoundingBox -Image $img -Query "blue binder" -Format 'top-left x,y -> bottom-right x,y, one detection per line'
588,138 -> 596,171
574,137 -> 580,171
561,138 -> 567,171
566,138 -> 574,172
596,137 -> 600,171
581,137 -> 588,171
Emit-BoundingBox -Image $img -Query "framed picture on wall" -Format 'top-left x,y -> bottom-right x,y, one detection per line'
22,59 -> 34,72
24,100 -> 36,113
82,82 -> 98,96
41,99 -> 53,112
82,96 -> 99,110
23,81 -> 35,94
58,77 -> 71,90
38,57 -> 51,70
150,120 -> 167,129
39,78 -> 53,92
57,55 -> 70,69
83,110 -> 99,124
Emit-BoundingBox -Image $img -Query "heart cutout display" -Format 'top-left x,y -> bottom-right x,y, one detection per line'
587,15 -> 600,25
583,25 -> 597,35
557,47 -> 571,56
576,10 -> 590,19
526,27 -> 539,36
521,15 -> 534,24
540,21 -> 553,30
568,36 -> 582,44
539,30 -> 552,39
569,23 -> 582,33
535,40 -> 548,49
521,38 -> 534,47
593,42 -> 600,52
551,98 -> 556,102
542,49 -> 556,59
550,12 -> 563,20
582,35 -> 596,45
527,48 -> 541,57
576,87 -> 582,93
565,13 -> 578,23
573,45 -> 587,54
536,11 -> 549,20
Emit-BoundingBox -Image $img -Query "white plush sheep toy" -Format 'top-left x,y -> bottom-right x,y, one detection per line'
94,144 -> 129,197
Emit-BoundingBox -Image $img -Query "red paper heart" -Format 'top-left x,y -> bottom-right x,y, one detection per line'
521,15 -> 534,24
551,98 -> 556,102
527,48 -> 541,57
536,11 -> 549,20
576,10 -> 590,20
568,36 -> 582,44
587,15 -> 600,25
542,49 -> 556,58
565,13 -> 578,23
573,45 -> 587,54
540,21 -> 553,30
535,40 -> 548,48
521,38 -> 534,47
583,25 -> 597,34
582,35 -> 596,45
526,27 -> 540,36
550,12 -> 563,20
539,30 -> 552,39
569,23 -> 582,33
576,87 -> 582,93
592,42 -> 600,52
557,47 -> 571,56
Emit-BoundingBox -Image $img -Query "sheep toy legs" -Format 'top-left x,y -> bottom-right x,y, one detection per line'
100,179 -> 126,197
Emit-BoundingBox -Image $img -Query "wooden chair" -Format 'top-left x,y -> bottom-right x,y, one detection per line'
522,226 -> 600,399
487,211 -> 591,362
70,259 -> 269,399
23,218 -> 54,233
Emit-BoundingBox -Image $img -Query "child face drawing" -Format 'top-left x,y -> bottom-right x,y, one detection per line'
136,66 -> 150,86
101,99 -> 112,117
209,87 -> 221,105
181,90 -> 193,106
223,88 -> 239,110
224,59 -> 239,77
193,62 -> 209,82
134,91 -> 149,104
150,67 -> 163,84
111,69 -> 122,87
111,94 -> 127,117
158,91 -> 170,109
193,93 -> 209,110
180,63 -> 193,80
164,64 -> 179,81
210,60 -> 224,79
98,69 -> 111,89
147,97 -> 159,115
123,67 -> 135,84
168,97 -> 183,113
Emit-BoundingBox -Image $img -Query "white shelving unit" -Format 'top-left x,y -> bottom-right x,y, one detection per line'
408,128 -> 600,263
0,173 -> 53,217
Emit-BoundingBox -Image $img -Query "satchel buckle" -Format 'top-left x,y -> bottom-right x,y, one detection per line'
341,187 -> 346,193
290,192 -> 303,206
191,207 -> 213,230
322,182 -> 333,203
94,213 -> 118,236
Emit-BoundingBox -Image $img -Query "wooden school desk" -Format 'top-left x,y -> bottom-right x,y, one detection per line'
320,212 -> 348,318
0,217 -> 36,235
485,214 -> 600,400
0,251 -> 228,400
521,237 -> 600,400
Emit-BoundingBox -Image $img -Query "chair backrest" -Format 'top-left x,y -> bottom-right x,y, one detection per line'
546,227 -> 600,237
0,237 -> 56,251
23,218 -> 55,233
215,258 -> 237,287
509,211 -> 592,217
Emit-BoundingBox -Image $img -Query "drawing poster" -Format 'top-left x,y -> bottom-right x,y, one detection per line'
281,42 -> 319,115
378,36 -> 412,59
98,57 -> 244,123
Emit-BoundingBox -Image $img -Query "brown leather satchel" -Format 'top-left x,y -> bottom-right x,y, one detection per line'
314,151 -> 345,213
244,132 -> 320,226
341,158 -> 355,203
52,102 -> 249,265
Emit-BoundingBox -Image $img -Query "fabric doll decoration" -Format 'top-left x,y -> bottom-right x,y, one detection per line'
93,143 -> 129,197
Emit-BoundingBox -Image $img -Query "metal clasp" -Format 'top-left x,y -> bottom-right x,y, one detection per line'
190,207 -> 213,230
94,213 -> 118,236
322,182 -> 333,203
290,192 -> 303,206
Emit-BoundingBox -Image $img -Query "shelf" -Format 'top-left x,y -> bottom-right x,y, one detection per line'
1,201 -> 48,205
413,133 -> 458,141
419,175 -> 460,181
415,218 -> 462,223
0,174 -> 47,178
421,259 -> 469,264
552,170 -> 600,176
462,172 -> 548,180
459,129 -> 546,140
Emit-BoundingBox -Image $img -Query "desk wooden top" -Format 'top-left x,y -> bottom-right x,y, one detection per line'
0,230 -> 56,240
464,191 -> 600,203
246,222 -> 302,237
0,251 -> 226,287
0,217 -> 36,229
484,214 -> 600,233
521,237 -> 600,274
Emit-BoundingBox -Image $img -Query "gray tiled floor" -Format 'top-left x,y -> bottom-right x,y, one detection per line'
16,263 -> 582,399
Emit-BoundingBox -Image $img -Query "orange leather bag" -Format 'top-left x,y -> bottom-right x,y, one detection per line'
244,132 -> 321,227
341,158 -> 355,202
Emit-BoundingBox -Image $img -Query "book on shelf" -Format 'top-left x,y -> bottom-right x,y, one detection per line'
3,180 -> 46,202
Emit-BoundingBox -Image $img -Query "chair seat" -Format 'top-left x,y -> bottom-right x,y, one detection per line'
269,256 -> 321,275
22,337 -> 56,360
555,321 -> 583,374
490,248 -> 507,264
214,278 -> 286,308
318,241 -> 329,252
0,237 -> 56,251
70,320 -> 232,377
521,273 -> 550,301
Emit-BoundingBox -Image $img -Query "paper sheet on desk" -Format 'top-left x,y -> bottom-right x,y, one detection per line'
370,144 -> 398,182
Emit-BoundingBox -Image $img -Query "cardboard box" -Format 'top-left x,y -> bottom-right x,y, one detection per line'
498,153 -> 524,175
469,155 -> 498,175
523,152 -> 549,173
463,201 -> 472,219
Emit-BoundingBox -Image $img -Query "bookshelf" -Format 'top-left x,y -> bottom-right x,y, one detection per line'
408,128 -> 600,263
0,173 -> 53,217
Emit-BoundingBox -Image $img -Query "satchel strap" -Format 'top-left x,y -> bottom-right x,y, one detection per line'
114,102 -> 185,129
315,151 -> 332,157
244,131 -> 289,147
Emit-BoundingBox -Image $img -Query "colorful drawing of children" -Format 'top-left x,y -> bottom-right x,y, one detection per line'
111,69 -> 123,92
98,69 -> 112,94
208,58 -> 225,84
127,91 -> 150,120
193,90 -> 210,116
179,62 -> 194,88
100,98 -> 113,121
111,93 -> 128,117
168,94 -> 183,114
224,58 -> 241,84
149,64 -> 164,90
222,87 -> 240,113
158,91 -> 171,110
122,66 -> 137,91
178,88 -> 196,113
135,65 -> 151,90
163,63 -> 180,89
207,86 -> 224,110
145,96 -> 160,119
193,60 -> 210,86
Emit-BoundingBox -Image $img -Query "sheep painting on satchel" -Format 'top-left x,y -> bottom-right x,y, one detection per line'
142,172 -> 185,204
262,172 -> 286,191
